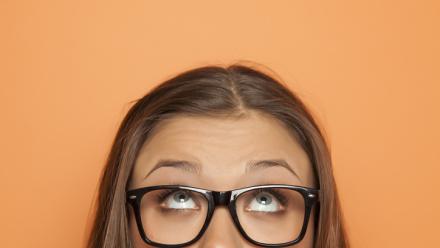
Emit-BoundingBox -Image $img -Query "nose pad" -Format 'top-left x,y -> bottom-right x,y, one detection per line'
196,206 -> 243,247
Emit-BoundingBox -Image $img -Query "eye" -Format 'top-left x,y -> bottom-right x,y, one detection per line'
245,190 -> 286,213
160,190 -> 199,210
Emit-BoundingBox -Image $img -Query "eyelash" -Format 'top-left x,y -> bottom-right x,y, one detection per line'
155,189 -> 185,202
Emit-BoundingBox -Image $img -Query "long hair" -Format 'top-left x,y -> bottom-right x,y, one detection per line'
85,63 -> 350,248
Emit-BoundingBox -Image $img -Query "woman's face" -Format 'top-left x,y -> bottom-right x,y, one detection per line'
127,111 -> 317,247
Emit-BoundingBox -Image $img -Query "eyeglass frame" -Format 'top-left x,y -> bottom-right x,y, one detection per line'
126,183 -> 320,248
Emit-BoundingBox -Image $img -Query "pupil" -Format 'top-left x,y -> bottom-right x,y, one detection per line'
174,191 -> 188,202
257,193 -> 272,205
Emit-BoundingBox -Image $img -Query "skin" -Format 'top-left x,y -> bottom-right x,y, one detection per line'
127,110 -> 317,247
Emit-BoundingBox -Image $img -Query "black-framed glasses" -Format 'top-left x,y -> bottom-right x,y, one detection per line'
126,184 -> 319,247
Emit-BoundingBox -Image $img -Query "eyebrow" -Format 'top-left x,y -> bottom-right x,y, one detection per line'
144,158 -> 302,182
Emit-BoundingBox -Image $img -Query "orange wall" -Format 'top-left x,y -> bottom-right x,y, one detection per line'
1,1 -> 439,247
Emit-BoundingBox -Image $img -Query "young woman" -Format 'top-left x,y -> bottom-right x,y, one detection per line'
86,64 -> 350,247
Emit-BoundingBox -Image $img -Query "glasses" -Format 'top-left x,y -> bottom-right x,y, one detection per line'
126,184 -> 319,247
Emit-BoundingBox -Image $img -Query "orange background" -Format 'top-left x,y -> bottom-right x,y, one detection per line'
1,1 -> 439,247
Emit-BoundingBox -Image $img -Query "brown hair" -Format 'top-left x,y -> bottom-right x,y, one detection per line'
85,62 -> 350,248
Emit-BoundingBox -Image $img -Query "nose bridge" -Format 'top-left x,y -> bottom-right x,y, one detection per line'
197,195 -> 243,248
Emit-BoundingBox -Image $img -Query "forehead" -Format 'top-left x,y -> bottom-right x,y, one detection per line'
129,111 -> 315,188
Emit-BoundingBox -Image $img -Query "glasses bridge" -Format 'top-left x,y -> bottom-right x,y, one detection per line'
212,191 -> 232,206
